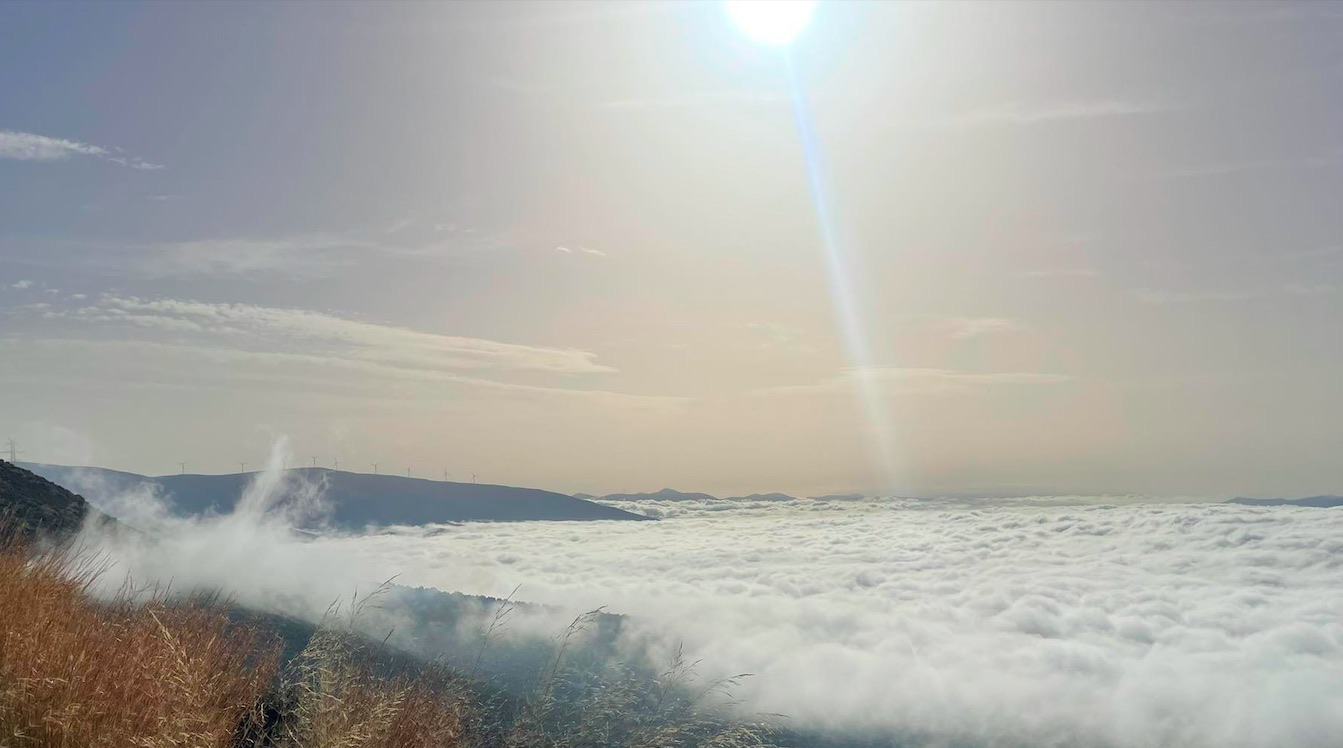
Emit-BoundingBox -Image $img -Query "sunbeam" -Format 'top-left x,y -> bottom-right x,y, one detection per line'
783,55 -> 903,492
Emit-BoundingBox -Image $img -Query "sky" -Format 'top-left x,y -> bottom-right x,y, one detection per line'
2,1 -> 1342,498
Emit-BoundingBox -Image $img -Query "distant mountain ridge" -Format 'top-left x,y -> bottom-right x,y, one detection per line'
596,488 -> 722,502
20,464 -> 652,529
586,488 -> 804,502
1226,495 -> 1343,508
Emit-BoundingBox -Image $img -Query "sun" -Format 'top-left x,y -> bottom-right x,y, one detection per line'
725,0 -> 817,46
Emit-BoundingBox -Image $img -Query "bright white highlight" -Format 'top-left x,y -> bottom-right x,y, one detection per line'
725,1 -> 817,46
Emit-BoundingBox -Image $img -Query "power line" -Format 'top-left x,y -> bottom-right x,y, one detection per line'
311,456 -> 318,467
4,439 -> 21,463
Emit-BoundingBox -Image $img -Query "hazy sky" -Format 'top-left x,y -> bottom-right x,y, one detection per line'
2,1 -> 1342,498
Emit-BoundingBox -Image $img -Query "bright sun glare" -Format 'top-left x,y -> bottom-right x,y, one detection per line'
725,0 -> 817,46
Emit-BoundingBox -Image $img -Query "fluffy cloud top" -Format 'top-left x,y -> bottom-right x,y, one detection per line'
327,497 -> 1343,748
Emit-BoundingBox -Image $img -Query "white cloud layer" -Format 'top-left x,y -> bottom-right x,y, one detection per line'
344,497 -> 1343,747
68,468 -> 1343,747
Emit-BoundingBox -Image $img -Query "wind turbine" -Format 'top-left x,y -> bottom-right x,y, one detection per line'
311,456 -> 318,467
239,461 -> 247,474
472,473 -> 478,484
406,467 -> 412,478
178,462 -> 186,475
372,462 -> 379,475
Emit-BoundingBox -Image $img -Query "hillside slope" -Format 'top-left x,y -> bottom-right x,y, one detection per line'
0,459 -> 107,541
21,464 -> 652,529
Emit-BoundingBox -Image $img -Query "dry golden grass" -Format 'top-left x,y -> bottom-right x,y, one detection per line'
0,537 -> 279,747
0,529 -> 767,748
0,532 -> 471,748
271,627 -> 468,748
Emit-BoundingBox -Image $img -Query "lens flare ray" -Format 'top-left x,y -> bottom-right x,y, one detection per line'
785,55 -> 902,493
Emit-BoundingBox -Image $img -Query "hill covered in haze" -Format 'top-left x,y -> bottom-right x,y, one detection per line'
1226,495 -> 1343,508
20,464 -> 651,529
581,488 -> 804,502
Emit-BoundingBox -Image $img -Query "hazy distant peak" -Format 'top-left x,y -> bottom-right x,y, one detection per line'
599,488 -> 719,502
1226,495 -> 1343,508
723,493 -> 797,502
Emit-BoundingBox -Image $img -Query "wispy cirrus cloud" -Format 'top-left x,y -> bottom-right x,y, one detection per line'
0,129 -> 162,169
733,322 -> 815,354
0,337 -> 685,413
139,236 -> 362,279
1015,268 -> 1099,279
35,295 -> 617,375
1135,284 -> 1337,305
936,99 -> 1172,128
136,226 -> 504,279
598,90 -> 788,110
756,366 -> 1073,397
940,317 -> 1023,340
555,245 -> 605,257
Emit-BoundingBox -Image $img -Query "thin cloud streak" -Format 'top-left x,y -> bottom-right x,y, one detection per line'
0,129 -> 162,169
1136,284 -> 1338,305
35,295 -> 618,375
1015,268 -> 1100,279
0,337 -> 684,412
942,317 -> 1023,340
936,100 -> 1173,128
756,366 -> 1074,397
598,90 -> 789,110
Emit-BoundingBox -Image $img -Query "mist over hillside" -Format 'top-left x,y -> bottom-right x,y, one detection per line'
21,463 -> 650,529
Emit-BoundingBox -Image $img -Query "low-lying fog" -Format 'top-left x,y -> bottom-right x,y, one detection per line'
71,456 -> 1343,748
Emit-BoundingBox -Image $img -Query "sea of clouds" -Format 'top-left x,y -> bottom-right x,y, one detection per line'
70,461 -> 1343,748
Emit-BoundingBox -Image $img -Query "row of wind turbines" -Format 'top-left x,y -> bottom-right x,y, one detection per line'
2,439 -> 479,484
179,457 -> 477,483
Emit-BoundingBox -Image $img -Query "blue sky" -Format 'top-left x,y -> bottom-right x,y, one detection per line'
3,1 -> 1343,497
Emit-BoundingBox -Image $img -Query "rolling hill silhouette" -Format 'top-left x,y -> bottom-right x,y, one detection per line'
1226,495 -> 1343,508
20,464 -> 652,529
